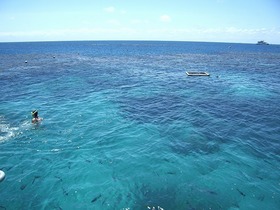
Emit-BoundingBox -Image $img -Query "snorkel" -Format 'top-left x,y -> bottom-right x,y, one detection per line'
31,110 -> 38,118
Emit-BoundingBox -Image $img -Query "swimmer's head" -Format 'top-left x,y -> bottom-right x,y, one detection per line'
31,110 -> 38,118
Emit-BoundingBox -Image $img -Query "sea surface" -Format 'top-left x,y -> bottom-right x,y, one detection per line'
0,41 -> 280,210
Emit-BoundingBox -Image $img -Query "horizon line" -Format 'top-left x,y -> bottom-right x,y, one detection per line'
0,39 -> 277,45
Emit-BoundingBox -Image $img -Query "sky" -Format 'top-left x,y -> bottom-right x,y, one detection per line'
0,0 -> 279,44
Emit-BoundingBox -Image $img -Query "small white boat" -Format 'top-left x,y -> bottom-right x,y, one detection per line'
0,170 -> 5,182
186,72 -> 210,76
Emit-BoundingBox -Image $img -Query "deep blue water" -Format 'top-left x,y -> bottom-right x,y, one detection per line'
0,41 -> 280,209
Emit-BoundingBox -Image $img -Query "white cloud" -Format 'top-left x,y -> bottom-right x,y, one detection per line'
104,6 -> 115,13
160,15 -> 171,22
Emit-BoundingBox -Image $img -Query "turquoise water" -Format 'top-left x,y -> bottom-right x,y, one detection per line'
0,41 -> 280,209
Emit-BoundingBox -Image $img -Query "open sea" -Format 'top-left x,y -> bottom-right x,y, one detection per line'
0,41 -> 280,210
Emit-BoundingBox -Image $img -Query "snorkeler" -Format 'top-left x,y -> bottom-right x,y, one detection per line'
31,110 -> 43,123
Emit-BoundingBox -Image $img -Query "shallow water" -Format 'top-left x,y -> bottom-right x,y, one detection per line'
0,41 -> 280,209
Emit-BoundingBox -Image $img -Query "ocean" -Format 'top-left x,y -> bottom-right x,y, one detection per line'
0,41 -> 279,209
